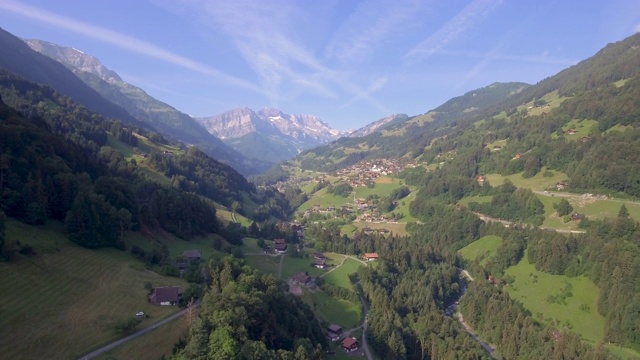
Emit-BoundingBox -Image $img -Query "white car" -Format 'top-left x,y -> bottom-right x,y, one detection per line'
135,311 -> 145,317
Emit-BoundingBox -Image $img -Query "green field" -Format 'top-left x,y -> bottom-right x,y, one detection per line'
485,167 -> 568,191
552,119 -> 598,141
0,219 -> 189,360
536,193 -> 640,227
281,254 -> 325,279
323,258 -> 365,290
458,195 -> 493,207
504,251 -> 604,343
244,255 -> 281,277
458,235 -> 502,265
303,290 -> 362,329
95,312 -> 190,360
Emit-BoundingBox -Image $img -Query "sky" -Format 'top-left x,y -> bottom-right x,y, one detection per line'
0,1 -> 639,131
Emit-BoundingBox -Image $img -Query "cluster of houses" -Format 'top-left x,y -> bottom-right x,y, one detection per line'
334,159 -> 415,188
299,198 -> 399,224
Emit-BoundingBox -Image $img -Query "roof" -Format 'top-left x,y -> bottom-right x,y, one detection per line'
342,337 -> 358,348
315,258 -> 326,265
150,286 -> 180,303
274,243 -> 288,251
274,238 -> 285,244
292,273 -> 311,284
182,250 -> 201,259
364,253 -> 379,259
313,252 -> 326,259
328,324 -> 343,333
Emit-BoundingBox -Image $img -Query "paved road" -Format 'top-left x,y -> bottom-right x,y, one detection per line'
358,294 -> 373,360
474,212 -> 585,234
78,303 -> 198,360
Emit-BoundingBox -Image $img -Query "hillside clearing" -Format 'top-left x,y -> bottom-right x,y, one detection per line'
0,219 -> 188,360
459,235 -> 502,266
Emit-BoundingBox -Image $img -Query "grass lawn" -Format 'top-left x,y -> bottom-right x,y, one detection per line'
552,119 -> 598,141
350,221 -> 407,236
0,219 -> 189,360
536,192 -> 640,225
323,258 -> 365,290
504,250 -> 604,343
458,195 -> 493,207
281,254 -> 328,279
243,255 -> 281,277
458,235 -> 502,266
240,237 -> 265,254
95,311 -> 191,360
303,290 -> 362,329
485,167 -> 568,191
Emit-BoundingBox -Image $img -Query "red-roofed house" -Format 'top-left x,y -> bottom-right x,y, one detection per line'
341,337 -> 359,352
363,253 -> 379,262
149,286 -> 180,306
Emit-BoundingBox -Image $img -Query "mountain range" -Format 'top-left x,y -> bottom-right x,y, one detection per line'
22,36 -> 379,173
20,37 -> 269,175
196,107 -> 347,163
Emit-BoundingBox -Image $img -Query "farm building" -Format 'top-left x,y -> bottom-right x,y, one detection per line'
149,286 -> 180,306
291,273 -> 313,286
363,253 -> 379,261
341,337 -> 359,352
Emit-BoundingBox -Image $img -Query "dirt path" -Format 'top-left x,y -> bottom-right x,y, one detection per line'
277,253 -> 285,279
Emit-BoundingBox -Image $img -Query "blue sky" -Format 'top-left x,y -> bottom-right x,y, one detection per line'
0,0 -> 639,130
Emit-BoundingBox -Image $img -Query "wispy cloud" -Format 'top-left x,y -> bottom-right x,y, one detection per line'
182,0 -> 390,113
324,1 -> 431,65
404,0 -> 503,62
340,76 -> 388,109
0,0 -> 264,94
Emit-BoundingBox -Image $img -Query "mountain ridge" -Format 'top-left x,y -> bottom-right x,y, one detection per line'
196,106 -> 349,163
22,37 -> 269,176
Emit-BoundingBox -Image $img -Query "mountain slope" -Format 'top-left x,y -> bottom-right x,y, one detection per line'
24,38 -> 269,176
196,107 -> 347,163
0,27 -> 146,128
349,114 -> 409,138
288,82 -> 529,173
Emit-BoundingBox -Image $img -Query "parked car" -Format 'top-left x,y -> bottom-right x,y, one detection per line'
135,311 -> 145,317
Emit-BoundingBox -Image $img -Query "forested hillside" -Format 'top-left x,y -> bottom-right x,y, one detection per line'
284,82 -> 528,174
0,68 -> 293,250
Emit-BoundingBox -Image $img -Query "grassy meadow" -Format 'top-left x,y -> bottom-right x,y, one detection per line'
303,290 -> 361,329
458,235 -> 502,266
322,258 -> 365,290
503,251 -> 604,343
95,312 -> 191,360
484,168 -> 568,191
0,219 -> 189,360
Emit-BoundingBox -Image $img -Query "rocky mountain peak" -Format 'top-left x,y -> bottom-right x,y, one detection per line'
24,39 -> 122,84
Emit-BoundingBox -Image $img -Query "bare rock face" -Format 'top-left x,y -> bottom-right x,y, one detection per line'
197,107 -> 347,147
25,39 -> 122,83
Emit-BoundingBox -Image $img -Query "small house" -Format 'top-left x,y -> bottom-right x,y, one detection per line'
182,250 -> 202,262
571,213 -> 584,221
556,182 -> 567,191
566,128 -> 577,135
291,272 -> 312,286
364,253 -> 379,262
149,286 -> 180,306
274,239 -> 288,253
327,324 -> 343,341
314,258 -> 327,269
476,175 -> 487,184
341,337 -> 359,352
313,252 -> 326,260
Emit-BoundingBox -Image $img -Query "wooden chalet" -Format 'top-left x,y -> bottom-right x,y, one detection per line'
149,286 -> 180,306
291,272 -> 312,286
341,337 -> 359,352
363,253 -> 379,262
